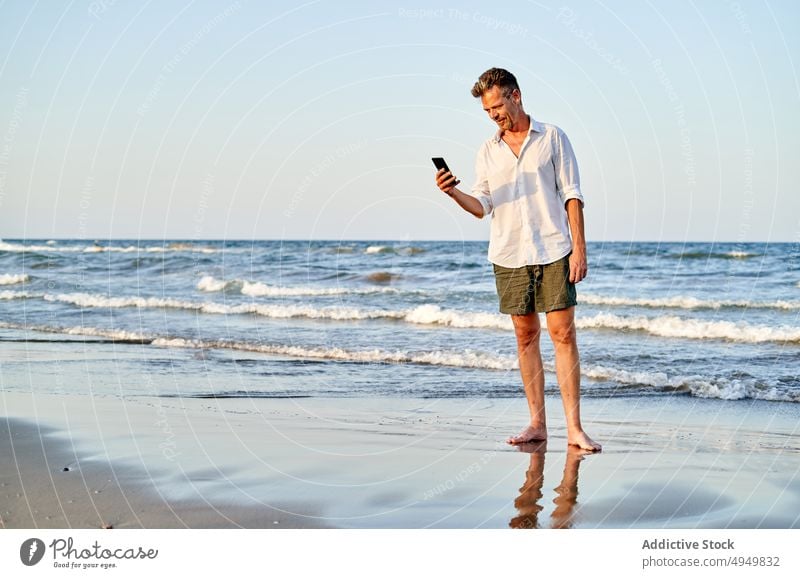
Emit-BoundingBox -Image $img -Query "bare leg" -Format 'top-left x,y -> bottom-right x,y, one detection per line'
507,313 -> 548,445
545,307 -> 601,451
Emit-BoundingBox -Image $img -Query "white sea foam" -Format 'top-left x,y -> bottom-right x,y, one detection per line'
577,312 -> 800,343
677,250 -> 759,260
581,294 -> 709,309
44,292 -> 199,311
242,280 -> 343,297
240,303 -> 400,321
43,291 -> 510,328
404,304 -> 511,330
580,293 -> 800,311
196,276 -> 240,292
584,364 -> 717,393
0,321 -> 151,342
144,245 -> 216,254
197,275 -> 397,296
364,245 -> 425,255
0,241 -> 216,254
11,290 -> 481,328
151,337 -> 517,370
43,291 -> 408,321
83,245 -> 145,253
240,280 -> 397,297
726,250 -> 755,259
0,290 -> 32,300
583,365 -> 675,388
60,326 -> 151,341
0,241 -> 79,253
0,274 -> 29,285
582,364 -> 799,402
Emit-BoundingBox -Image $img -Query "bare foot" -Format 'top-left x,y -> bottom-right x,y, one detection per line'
566,444 -> 594,459
507,425 -> 548,445
514,440 -> 548,454
567,430 -> 601,452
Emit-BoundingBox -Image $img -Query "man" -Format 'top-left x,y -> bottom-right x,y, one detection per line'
435,67 -> 600,451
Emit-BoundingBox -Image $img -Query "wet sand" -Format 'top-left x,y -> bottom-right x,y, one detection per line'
0,415 -> 330,529
1,391 -> 799,529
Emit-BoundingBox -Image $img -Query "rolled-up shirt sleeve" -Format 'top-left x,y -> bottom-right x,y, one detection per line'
471,144 -> 494,217
554,127 -> 584,207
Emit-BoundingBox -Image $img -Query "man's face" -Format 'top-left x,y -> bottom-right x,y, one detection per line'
480,85 -> 523,132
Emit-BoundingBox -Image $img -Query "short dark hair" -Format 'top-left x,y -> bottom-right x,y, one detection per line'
471,68 -> 520,98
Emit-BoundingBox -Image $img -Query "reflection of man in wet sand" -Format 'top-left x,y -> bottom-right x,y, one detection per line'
509,443 -> 588,529
435,68 -> 600,451
509,442 -> 546,529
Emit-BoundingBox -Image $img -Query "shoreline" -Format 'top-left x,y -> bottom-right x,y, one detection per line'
2,392 -> 799,529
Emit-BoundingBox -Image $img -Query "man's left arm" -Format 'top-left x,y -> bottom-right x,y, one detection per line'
552,127 -> 587,283
566,199 -> 587,283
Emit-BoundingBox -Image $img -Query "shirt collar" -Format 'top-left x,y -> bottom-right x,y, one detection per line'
493,116 -> 543,143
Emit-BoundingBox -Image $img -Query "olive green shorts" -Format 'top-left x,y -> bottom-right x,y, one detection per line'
492,254 -> 577,315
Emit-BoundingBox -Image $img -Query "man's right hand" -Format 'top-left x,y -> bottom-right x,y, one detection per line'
434,169 -> 484,218
435,168 -> 460,195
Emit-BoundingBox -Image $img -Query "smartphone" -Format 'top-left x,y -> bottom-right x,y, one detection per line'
431,157 -> 451,173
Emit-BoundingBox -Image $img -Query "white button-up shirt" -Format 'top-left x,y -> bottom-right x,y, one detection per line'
471,118 -> 584,267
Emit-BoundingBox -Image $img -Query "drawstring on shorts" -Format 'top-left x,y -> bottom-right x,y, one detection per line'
531,264 -> 543,289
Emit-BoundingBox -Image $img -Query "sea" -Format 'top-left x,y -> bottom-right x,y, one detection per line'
1,239 -> 798,403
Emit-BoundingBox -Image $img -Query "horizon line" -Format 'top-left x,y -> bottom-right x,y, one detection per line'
2,237 -> 796,244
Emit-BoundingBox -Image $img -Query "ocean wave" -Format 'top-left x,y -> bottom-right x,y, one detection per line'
365,271 -> 402,284
196,276 -> 243,293
725,250 -> 755,259
583,364 -> 800,402
0,290 -> 33,300
577,313 -> 800,343
43,292 -> 395,320
196,275 -> 397,296
0,320 -> 514,371
14,290 -> 800,343
404,304 -> 510,330
0,241 -> 216,254
673,250 -> 759,260
242,281 -> 346,297
36,291 -> 510,329
86,244 -> 217,254
0,241 -> 80,253
0,322 -> 151,343
580,293 -> 800,311
152,337 -> 516,370
44,292 -> 203,311
0,274 -> 29,285
365,245 -> 426,255
3,319 -> 796,402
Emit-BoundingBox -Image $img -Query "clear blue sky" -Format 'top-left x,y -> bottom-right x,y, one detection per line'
0,0 -> 798,242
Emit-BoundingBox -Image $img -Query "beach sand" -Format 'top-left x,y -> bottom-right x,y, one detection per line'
2,390 -> 799,529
